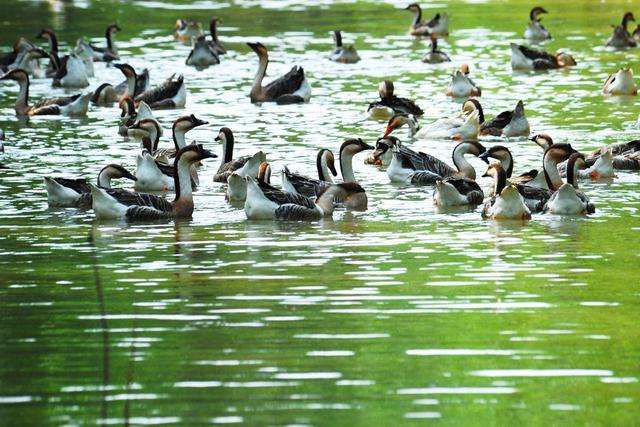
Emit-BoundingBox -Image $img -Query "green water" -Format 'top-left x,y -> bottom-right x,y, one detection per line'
1,0 -> 639,425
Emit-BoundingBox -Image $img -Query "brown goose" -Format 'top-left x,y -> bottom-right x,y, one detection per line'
247,42 -> 311,104
404,4 -> 449,36
90,145 -> 216,221
213,127 -> 266,182
134,74 -> 186,109
0,68 -> 91,116
90,24 -> 120,62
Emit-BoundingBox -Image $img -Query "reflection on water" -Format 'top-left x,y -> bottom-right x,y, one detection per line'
1,0 -> 640,425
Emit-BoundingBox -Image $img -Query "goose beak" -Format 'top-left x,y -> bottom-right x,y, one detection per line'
383,125 -> 393,137
194,118 -> 208,127
124,171 -> 138,181
362,142 -> 374,150
478,152 -> 491,164
200,149 -> 218,160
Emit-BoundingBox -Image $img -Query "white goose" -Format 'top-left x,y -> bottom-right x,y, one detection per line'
482,163 -> 532,220
544,153 -> 596,215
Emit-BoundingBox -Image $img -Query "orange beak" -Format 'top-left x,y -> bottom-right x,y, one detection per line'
383,125 -> 393,137
590,171 -> 600,180
451,134 -> 462,141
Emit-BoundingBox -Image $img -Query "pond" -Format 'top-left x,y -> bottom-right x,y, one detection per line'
0,0 -> 639,425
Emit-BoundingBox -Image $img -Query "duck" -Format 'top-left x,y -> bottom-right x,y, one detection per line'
207,17 -> 226,55
90,145 -> 216,221
44,164 -> 137,209
367,80 -> 424,120
213,127 -> 266,183
544,153 -> 595,215
445,64 -> 481,98
89,24 -> 120,62
0,68 -> 91,116
118,97 -> 156,137
51,52 -> 90,88
387,138 -> 485,185
244,176 -> 367,221
481,163 -> 532,220
422,34 -> 450,63
91,63 -> 137,105
282,148 -> 338,198
329,31 -> 361,64
606,12 -> 637,48
247,42 -> 311,104
186,35 -> 220,68
524,7 -> 551,41
283,139 -> 372,202
134,74 -> 186,109
510,44 -> 576,71
480,100 -> 530,137
404,4 -> 449,37
175,19 -> 203,44
602,68 -> 637,95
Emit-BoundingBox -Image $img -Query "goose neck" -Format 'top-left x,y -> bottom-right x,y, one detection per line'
340,150 -> 356,182
251,52 -> 268,99
452,145 -> 475,179
543,154 -> 564,191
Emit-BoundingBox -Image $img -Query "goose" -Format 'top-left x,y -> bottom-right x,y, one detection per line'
247,42 -> 311,104
606,12 -> 636,48
544,153 -> 595,215
367,80 -> 424,120
131,115 -> 204,164
603,68 -> 637,95
114,66 -> 149,98
213,127 -> 266,183
89,24 -> 120,62
0,68 -> 91,116
44,164 -> 137,208
524,7 -> 551,41
0,38 -> 35,73
479,144 -> 560,212
482,164 -> 532,220
51,52 -> 90,88
366,136 -> 400,167
207,17 -> 226,55
445,64 -> 481,98
118,97 -> 156,137
225,152 -> 270,202
282,148 -> 338,198
186,35 -> 220,68
510,43 -> 576,71
587,139 -> 640,170
134,74 -> 186,109
404,4 -> 449,36
433,176 -> 484,206
422,34 -> 451,63
8,47 -> 47,78
72,39 -> 96,78
283,139 -> 372,201
175,19 -> 203,44
91,63 -> 135,105
90,145 -> 216,221
37,29 -> 59,76
244,176 -> 367,221
480,100 -> 530,137
387,138 -> 485,185
329,31 -> 361,64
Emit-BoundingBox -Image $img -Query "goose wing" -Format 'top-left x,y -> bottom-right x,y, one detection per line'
135,75 -> 183,105
389,96 -> 424,116
517,45 -> 556,63
32,93 -> 81,109
516,184 -> 553,212
214,156 -> 252,182
258,181 -> 316,209
443,176 -> 484,204
399,145 -> 455,177
104,188 -> 173,212
283,167 -> 330,198
532,58 -> 559,70
480,110 -> 512,134
29,104 -> 61,115
510,169 -> 538,185
53,177 -> 90,194
263,66 -> 305,99
125,205 -> 173,220
275,204 -> 322,221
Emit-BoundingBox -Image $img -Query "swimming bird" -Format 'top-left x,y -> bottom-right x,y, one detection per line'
186,35 -> 220,68
585,139 -> 640,171
8,47 -> 47,78
510,44 -> 576,70
544,153 -> 595,215
114,66 -> 149,98
283,139 -> 372,203
603,68 -> 637,95
244,176 -> 366,220
207,17 -> 226,55
0,38 -> 35,73
329,31 -> 361,64
175,19 -> 203,44
91,63 -> 138,105
606,12 -> 637,48
387,138 -> 485,185
404,4 -> 449,36
422,34 -> 450,63
89,24 -> 120,62
118,97 -> 156,137
0,69 -> 91,116
72,39 -> 96,78
524,7 -> 551,41
135,74 -> 186,109
131,115 -> 204,165
367,80 -> 424,120
50,52 -> 90,88
213,127 -> 266,183
480,100 -> 530,137
37,29 -> 59,76
482,164 -> 531,220
247,42 -> 311,104
445,64 -> 481,98
44,164 -> 137,208
282,148 -> 338,198
90,145 -> 216,221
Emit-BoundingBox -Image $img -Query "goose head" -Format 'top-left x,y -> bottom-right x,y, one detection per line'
98,164 -> 137,186
318,149 -> 338,177
530,134 -> 553,150
622,12 -> 635,29
0,68 -> 29,83
459,63 -> 471,75
173,114 -> 208,133
404,3 -> 421,13
247,42 -> 268,58
479,145 -> 513,175
114,63 -> 136,79
544,143 -> 578,164
107,23 -> 121,34
462,98 -> 484,122
556,52 -> 576,67
383,113 -> 418,137
378,80 -> 394,100
175,144 -> 217,164
530,6 -> 548,21
215,127 -> 234,145
340,138 -> 374,157
366,136 -> 400,165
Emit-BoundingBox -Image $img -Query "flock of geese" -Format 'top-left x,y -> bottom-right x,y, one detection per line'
1,4 -> 640,221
